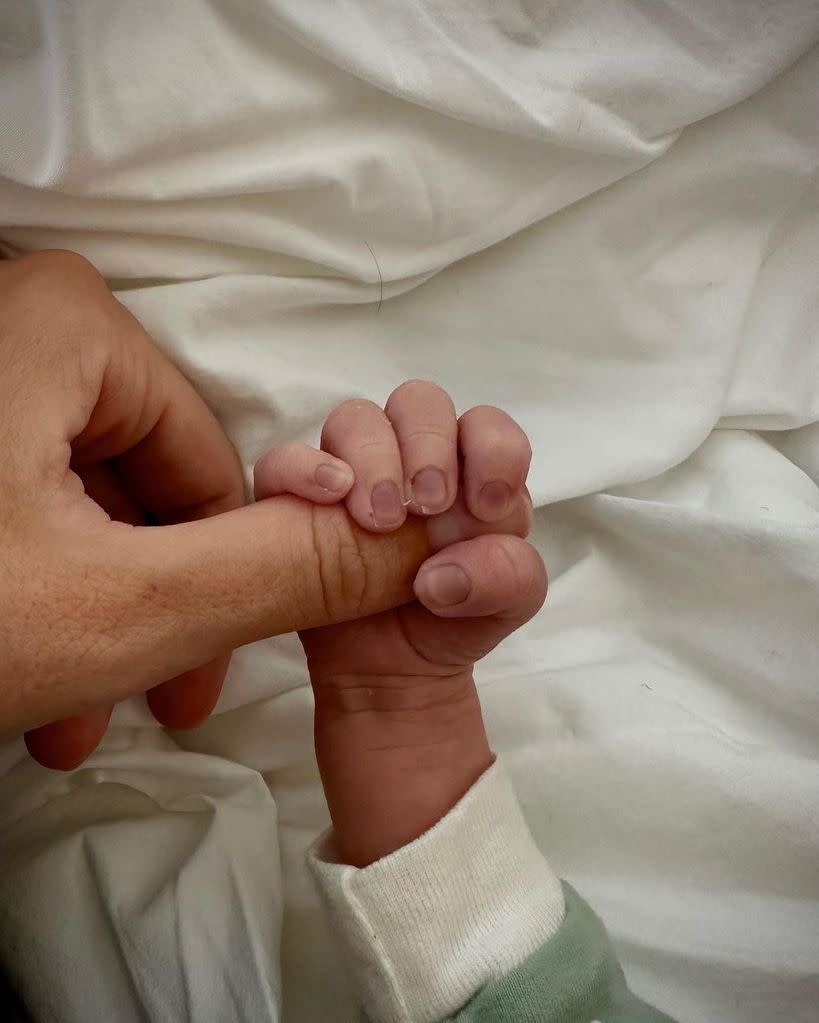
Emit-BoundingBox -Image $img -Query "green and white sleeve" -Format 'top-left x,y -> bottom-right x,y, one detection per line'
309,761 -> 674,1023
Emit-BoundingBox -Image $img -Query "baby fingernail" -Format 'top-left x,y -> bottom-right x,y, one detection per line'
315,462 -> 353,493
479,479 -> 513,518
371,480 -> 404,525
415,564 -> 472,607
412,466 -> 447,511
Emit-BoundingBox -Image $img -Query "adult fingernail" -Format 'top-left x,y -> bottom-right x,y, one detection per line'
371,480 -> 404,525
315,462 -> 353,493
411,466 -> 447,511
415,563 -> 472,607
479,479 -> 513,518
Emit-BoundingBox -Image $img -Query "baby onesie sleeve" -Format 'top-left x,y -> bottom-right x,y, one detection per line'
309,760 -> 675,1023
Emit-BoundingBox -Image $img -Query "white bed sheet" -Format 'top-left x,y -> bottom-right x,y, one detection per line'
0,3 -> 818,1021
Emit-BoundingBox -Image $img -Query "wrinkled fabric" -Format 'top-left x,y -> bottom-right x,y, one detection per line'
0,2 -> 818,1021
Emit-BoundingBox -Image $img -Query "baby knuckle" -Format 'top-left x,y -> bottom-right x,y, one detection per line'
510,423 -> 533,458
334,398 -> 382,420
321,399 -> 382,443
460,403 -> 494,423
505,427 -> 533,469
496,536 -> 547,607
388,378 -> 442,402
525,545 -> 548,602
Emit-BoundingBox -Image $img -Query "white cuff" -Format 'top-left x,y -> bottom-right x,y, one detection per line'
308,760 -> 565,1023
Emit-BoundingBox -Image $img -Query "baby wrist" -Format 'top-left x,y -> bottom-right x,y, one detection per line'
313,672 -> 492,867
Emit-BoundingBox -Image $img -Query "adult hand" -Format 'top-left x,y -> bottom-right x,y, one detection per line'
0,251 -> 430,770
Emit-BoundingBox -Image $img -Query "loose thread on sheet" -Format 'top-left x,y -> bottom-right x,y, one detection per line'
364,240 -> 383,314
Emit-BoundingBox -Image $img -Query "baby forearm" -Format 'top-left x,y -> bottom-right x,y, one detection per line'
313,669 -> 493,867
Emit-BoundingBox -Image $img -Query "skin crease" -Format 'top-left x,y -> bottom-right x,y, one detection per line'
1,250 -> 546,873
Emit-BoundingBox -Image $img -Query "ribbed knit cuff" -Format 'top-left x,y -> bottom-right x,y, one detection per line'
308,760 -> 565,1023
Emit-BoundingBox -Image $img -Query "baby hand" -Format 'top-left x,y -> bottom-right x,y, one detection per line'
254,382 -> 546,866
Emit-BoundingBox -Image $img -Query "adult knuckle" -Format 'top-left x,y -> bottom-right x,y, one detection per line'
1,249 -> 111,372
30,248 -> 99,279
308,504 -> 370,620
